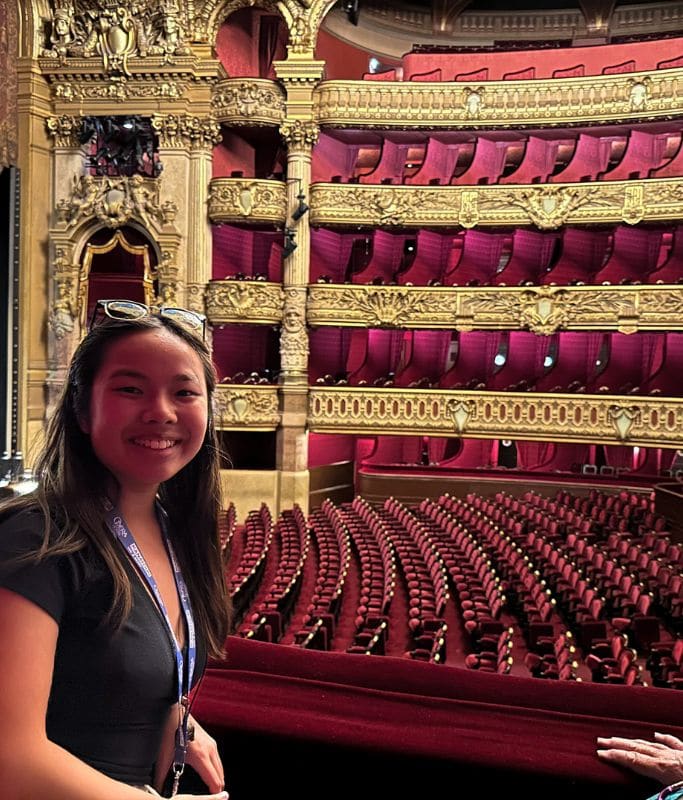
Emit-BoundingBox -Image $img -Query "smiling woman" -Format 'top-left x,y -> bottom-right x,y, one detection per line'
0,308 -> 231,800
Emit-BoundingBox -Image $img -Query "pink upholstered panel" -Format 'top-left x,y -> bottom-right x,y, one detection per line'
394,331 -> 451,387
494,230 -> 558,287
648,227 -> 683,284
642,333 -> 683,395
593,227 -> 663,285
439,331 -> 500,388
350,329 -> 404,385
438,438 -> 493,469
601,130 -> 669,181
404,138 -> 461,186
500,136 -> 560,185
589,333 -> 663,393
359,140 -> 412,185
651,135 -> 683,179
353,230 -> 411,284
363,435 -> 422,465
489,332 -> 545,390
213,325 -> 269,381
452,138 -> 514,185
445,230 -> 504,286
535,332 -> 603,392
542,228 -> 611,285
310,229 -> 356,283
397,230 -> 451,286
551,134 -> 613,183
309,328 -> 351,382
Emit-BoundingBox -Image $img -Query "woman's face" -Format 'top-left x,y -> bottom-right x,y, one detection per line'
81,328 -> 209,500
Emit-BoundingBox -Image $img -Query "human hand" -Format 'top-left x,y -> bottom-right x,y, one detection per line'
597,733 -> 683,785
185,715 -> 226,794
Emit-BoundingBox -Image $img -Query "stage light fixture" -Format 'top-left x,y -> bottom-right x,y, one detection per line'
292,191 -> 310,221
283,227 -> 298,258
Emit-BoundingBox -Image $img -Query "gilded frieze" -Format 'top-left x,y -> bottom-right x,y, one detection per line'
314,71 -> 683,129
308,387 -> 683,448
40,0 -> 190,74
151,114 -> 222,150
56,175 -> 177,230
307,284 -> 683,334
206,281 -> 285,325
208,178 -> 287,224
214,385 -> 281,430
310,179 -> 683,229
213,79 -> 286,126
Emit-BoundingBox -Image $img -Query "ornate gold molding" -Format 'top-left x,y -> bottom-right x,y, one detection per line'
56,175 -> 178,230
308,387 -> 683,448
281,287 -> 309,381
208,178 -> 287,224
214,385 -> 281,430
46,115 -> 82,148
48,74 -> 191,103
213,79 -> 286,126
151,114 -> 222,150
40,0 -> 191,74
310,179 -> 683,229
0,0 -> 18,169
314,71 -> 683,129
280,119 -> 320,148
307,284 -> 683,335
206,281 -> 285,325
48,247 -> 80,341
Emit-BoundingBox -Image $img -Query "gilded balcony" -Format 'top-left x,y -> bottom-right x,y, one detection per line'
214,385 -> 280,430
307,284 -> 683,335
213,78 -> 286,126
309,178 -> 683,229
207,281 -> 284,325
208,178 -> 287,225
308,387 -> 683,449
314,69 -> 683,130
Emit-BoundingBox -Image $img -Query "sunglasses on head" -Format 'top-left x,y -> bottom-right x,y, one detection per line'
89,299 -> 207,339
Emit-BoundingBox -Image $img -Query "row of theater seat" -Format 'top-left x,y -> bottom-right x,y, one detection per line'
225,490 -> 682,686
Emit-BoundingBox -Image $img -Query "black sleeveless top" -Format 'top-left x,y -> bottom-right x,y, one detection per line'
0,507 -> 207,786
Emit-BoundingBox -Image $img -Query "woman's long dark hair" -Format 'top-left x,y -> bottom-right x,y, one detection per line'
0,314 -> 230,658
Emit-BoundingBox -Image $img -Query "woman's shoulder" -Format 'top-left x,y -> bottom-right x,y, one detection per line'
0,502 -> 51,556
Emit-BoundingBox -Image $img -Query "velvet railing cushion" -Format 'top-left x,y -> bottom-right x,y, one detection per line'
194,636 -> 683,799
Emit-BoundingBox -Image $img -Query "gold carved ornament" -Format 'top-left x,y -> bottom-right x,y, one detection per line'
308,286 -> 437,328
213,79 -> 286,125
151,114 -> 222,150
46,115 -> 81,148
49,247 -> 80,340
307,387 -> 683,447
208,179 -> 287,223
206,281 -> 285,324
41,0 -> 191,73
280,119 -> 320,149
56,175 -> 178,230
313,70 -> 680,129
214,386 -> 280,428
280,287 -> 309,375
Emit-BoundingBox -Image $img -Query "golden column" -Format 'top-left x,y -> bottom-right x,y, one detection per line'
151,114 -> 221,310
274,59 -> 325,512
17,61 -> 52,460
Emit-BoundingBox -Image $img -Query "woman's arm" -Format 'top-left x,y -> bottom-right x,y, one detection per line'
0,588 -> 227,800
154,707 -> 226,794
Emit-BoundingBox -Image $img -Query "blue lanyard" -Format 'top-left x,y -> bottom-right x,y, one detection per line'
106,505 -> 196,795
